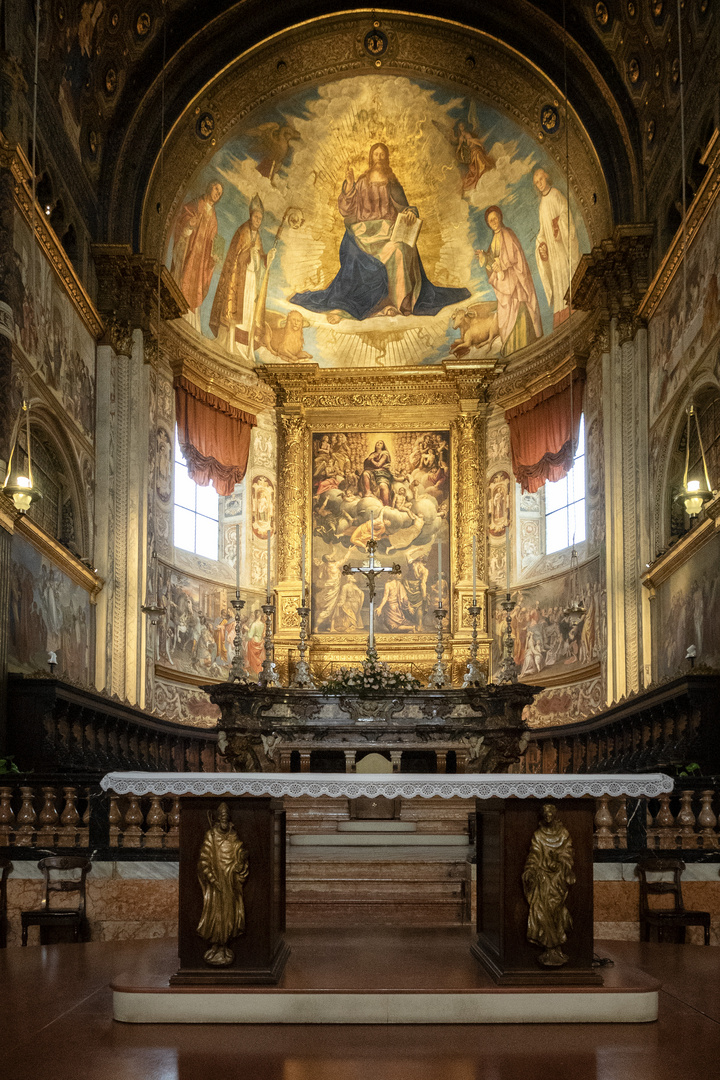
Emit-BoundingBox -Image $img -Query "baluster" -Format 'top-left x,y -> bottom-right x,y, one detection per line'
677,790 -> 698,848
108,794 -> 121,846
79,787 -> 91,846
698,790 -> 718,849
15,786 -> 37,846
166,797 -> 180,847
37,786 -> 60,846
144,796 -> 167,847
0,785 -> 15,844
614,795 -> 628,848
645,799 -> 657,848
655,793 -> 677,849
594,795 -> 614,849
59,786 -> 81,846
122,795 -> 144,848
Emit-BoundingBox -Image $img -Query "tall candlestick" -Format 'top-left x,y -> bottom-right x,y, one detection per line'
266,529 -> 271,600
506,525 -> 511,593
235,524 -> 240,596
371,514 -> 374,541
472,535 -> 477,605
437,539 -> 442,607
301,532 -> 306,604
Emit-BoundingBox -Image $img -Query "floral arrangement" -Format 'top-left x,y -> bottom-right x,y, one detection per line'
322,658 -> 421,695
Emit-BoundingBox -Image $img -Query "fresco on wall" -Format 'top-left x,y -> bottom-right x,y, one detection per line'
654,532 -> 720,679
155,564 -> 267,680
521,675 -> 604,730
251,475 -> 275,539
311,429 -> 450,634
492,555 -> 606,684
11,214 -> 96,438
166,74 -> 590,370
154,678 -> 221,727
649,195 -> 720,426
8,534 -> 91,683
488,470 -> 511,536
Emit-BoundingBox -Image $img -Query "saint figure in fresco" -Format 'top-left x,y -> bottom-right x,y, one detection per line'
476,206 -> 542,355
360,440 -> 394,504
246,608 -> 266,676
171,181 -> 224,329
533,169 -> 580,328
210,194 -> 274,352
290,143 -> 470,321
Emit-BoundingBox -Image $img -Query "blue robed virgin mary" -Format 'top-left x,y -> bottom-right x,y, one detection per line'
290,143 -> 470,321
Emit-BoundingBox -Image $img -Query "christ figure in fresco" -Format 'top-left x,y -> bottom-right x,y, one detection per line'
290,143 -> 470,321
476,206 -> 542,356
171,181 -> 224,330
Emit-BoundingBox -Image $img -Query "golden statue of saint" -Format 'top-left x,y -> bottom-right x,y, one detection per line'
522,802 -> 576,967
196,801 -> 249,966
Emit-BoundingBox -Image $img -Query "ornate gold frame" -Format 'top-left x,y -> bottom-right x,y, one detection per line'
263,362 -> 494,680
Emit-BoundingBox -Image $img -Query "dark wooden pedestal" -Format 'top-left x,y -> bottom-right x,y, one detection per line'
472,797 -> 602,986
170,796 -> 290,986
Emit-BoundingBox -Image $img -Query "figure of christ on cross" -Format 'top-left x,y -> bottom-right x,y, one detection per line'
342,536 -> 401,659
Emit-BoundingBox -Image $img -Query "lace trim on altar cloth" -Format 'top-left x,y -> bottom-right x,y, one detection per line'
100,771 -> 674,800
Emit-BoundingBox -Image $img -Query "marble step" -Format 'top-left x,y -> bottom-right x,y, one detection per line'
289,833 -> 470,847
336,821 -> 417,832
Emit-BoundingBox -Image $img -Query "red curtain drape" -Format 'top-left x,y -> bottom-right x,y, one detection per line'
174,377 -> 256,496
505,371 -> 585,493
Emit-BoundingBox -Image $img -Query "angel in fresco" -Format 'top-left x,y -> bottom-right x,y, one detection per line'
433,105 -> 495,194
476,206 -> 543,356
245,122 -> 300,181
289,142 -> 470,322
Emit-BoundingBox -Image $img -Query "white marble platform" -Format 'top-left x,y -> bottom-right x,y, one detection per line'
111,930 -> 660,1025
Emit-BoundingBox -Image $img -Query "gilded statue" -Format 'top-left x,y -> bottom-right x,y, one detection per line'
522,802 -> 576,967
196,802 -> 249,966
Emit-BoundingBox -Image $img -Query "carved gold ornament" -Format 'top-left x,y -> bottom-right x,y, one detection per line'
196,802 -> 249,966
522,802 -> 576,967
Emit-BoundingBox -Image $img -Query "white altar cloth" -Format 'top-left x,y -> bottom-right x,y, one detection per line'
100,771 -> 673,800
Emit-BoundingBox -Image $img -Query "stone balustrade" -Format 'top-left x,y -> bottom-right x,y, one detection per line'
0,782 -> 91,848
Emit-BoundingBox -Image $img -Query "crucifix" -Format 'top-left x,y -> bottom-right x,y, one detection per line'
342,521 -> 401,660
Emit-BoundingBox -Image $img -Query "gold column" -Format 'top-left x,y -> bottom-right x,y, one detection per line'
451,405 -> 492,678
275,408 -> 306,645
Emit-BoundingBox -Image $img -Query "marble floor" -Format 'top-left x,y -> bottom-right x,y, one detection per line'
2,932 -> 720,1080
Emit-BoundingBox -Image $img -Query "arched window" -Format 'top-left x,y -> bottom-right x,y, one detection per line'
544,414 -> 586,554
173,428 -> 219,558
15,421 -> 83,553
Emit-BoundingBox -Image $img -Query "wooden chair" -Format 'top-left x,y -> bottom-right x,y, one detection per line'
636,857 -> 711,945
0,857 -> 11,948
20,856 -> 91,947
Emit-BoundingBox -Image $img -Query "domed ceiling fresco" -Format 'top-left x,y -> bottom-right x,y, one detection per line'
165,72 -> 591,370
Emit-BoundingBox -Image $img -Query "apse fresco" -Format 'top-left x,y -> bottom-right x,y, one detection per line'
12,214 -> 96,437
8,535 -> 92,684
166,74 -> 590,369
492,554 -> 606,685
311,430 -> 450,635
654,532 -> 720,679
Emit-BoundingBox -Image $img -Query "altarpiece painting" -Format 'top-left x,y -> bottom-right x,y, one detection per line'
311,429 -> 451,635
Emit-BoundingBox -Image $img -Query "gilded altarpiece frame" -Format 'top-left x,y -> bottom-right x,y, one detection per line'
263,365 -> 493,684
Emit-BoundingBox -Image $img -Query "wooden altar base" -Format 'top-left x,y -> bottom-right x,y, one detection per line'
112,929 -> 660,1024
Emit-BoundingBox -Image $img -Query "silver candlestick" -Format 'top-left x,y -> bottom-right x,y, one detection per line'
292,604 -> 315,688
462,603 -> 486,688
495,593 -> 519,684
259,601 -> 281,687
228,594 -> 251,683
427,607 -> 450,689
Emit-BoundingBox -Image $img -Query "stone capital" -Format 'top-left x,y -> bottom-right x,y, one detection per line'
92,244 -> 187,351
572,224 -> 654,328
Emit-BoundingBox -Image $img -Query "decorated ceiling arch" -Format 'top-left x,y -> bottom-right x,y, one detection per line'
155,16 -> 609,372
